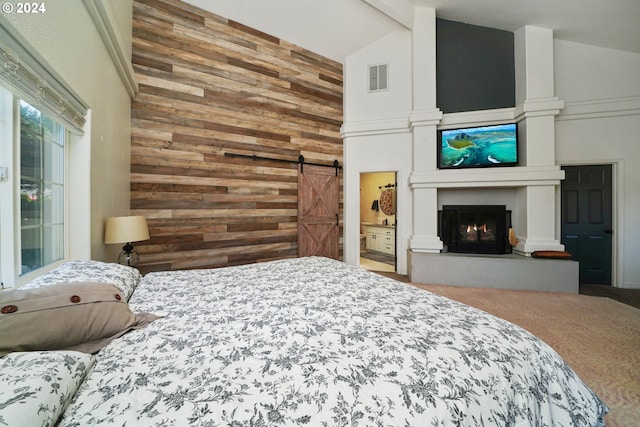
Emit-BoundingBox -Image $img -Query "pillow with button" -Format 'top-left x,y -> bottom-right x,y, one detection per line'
0,282 -> 159,356
21,260 -> 142,301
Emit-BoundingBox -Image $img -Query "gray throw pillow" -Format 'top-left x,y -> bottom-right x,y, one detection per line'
0,282 -> 159,356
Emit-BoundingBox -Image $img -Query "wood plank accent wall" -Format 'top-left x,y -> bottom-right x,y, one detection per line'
130,0 -> 344,271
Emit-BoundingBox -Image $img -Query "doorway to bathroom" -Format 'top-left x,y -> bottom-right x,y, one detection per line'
360,172 -> 397,272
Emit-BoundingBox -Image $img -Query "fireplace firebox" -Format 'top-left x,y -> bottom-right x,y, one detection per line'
439,205 -> 512,254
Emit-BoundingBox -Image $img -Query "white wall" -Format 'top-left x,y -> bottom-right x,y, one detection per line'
344,133 -> 412,273
343,18 -> 569,276
555,40 -> 640,288
345,30 -> 412,123
554,40 -> 640,101
5,1 -> 134,263
183,0 -> 402,63
345,22 -> 640,288
343,29 -> 413,273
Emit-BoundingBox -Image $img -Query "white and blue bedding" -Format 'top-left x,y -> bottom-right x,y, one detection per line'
49,256 -> 607,426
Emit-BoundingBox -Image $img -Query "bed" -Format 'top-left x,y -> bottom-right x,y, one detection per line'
1,256 -> 608,426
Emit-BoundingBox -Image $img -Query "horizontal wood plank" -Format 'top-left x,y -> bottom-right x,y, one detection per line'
132,0 -> 343,270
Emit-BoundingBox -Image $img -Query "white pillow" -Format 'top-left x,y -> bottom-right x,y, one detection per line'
0,351 -> 95,427
22,260 -> 142,300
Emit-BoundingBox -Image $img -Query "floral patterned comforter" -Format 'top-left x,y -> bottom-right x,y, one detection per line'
59,257 -> 607,426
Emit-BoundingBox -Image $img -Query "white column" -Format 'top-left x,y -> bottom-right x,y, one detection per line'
408,184 -> 442,252
515,26 -> 554,103
515,25 -> 564,168
513,25 -> 565,254
514,185 -> 565,254
408,6 -> 443,253
411,7 -> 438,115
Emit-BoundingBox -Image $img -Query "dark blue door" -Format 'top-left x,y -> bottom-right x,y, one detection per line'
561,165 -> 613,285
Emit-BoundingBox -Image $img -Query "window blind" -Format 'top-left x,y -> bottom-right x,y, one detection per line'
0,16 -> 88,134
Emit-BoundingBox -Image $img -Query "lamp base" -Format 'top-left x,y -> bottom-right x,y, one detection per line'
118,242 -> 140,267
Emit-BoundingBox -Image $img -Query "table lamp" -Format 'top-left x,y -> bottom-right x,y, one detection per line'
104,215 -> 149,267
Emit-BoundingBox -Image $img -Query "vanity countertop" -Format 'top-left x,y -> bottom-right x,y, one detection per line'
362,222 -> 396,229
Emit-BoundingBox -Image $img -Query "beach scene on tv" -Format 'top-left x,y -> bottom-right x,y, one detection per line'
439,123 -> 518,169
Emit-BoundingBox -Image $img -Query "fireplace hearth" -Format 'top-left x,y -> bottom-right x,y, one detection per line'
439,205 -> 512,254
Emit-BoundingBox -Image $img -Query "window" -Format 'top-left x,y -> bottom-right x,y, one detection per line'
368,63 -> 389,92
19,100 -> 66,273
0,89 -> 68,284
0,21 -> 87,287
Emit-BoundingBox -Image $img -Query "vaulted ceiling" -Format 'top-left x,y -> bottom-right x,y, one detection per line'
183,0 -> 640,62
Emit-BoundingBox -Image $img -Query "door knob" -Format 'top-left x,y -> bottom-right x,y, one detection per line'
604,229 -> 613,234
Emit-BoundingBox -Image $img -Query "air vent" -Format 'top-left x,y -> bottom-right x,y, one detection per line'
368,63 -> 388,92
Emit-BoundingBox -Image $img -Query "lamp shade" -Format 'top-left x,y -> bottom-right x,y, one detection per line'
104,216 -> 149,244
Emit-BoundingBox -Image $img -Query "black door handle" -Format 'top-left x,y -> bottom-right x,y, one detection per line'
604,229 -> 613,234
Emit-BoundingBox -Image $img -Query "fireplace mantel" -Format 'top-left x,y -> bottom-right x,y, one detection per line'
409,163 -> 565,257
409,165 -> 564,189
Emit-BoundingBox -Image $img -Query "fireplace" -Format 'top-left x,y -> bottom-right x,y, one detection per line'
439,205 -> 512,254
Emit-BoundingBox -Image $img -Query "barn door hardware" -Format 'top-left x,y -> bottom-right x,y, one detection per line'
224,152 -> 341,175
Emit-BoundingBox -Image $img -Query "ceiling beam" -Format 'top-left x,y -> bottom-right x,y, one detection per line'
83,0 -> 138,97
362,0 -> 414,29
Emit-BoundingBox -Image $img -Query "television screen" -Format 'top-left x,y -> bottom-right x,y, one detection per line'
438,123 -> 518,169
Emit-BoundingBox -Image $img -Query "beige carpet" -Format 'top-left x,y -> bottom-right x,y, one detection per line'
409,283 -> 640,427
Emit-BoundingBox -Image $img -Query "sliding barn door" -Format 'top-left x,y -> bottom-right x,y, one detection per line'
297,164 -> 339,259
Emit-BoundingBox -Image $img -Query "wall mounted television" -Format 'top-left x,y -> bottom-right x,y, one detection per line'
438,123 -> 518,169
